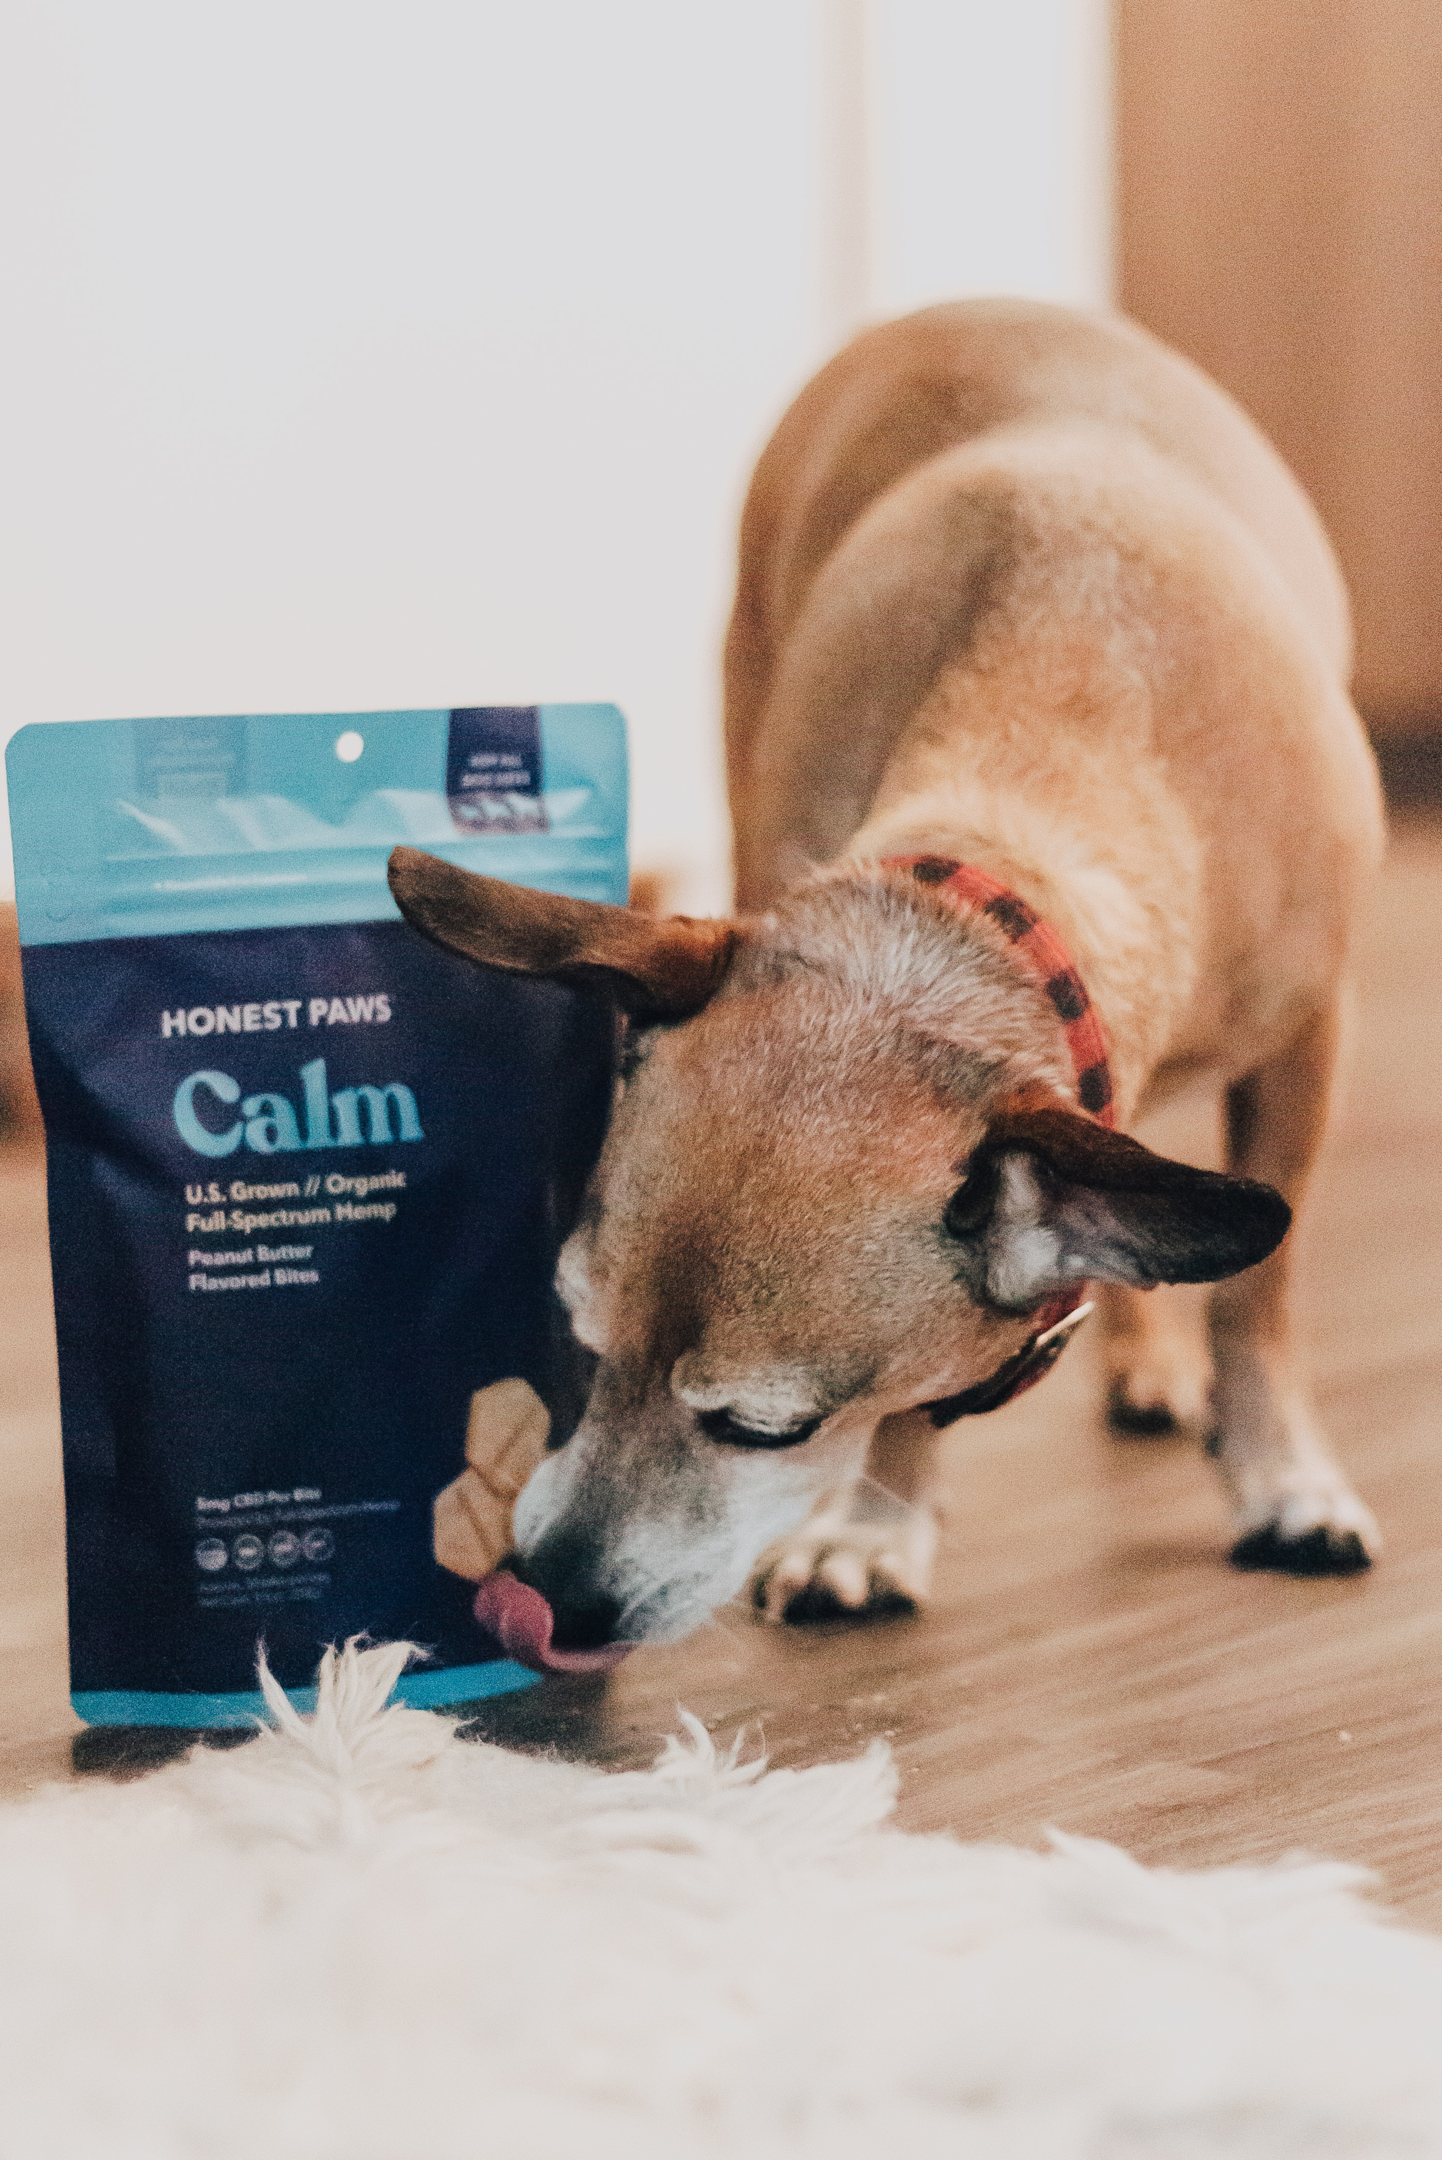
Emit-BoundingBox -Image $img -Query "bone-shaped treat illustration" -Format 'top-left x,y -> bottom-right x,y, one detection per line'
432,1378 -> 551,1582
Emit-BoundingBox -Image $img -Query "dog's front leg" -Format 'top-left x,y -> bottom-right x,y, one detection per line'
1208,1002 -> 1379,1573
750,1410 -> 944,1624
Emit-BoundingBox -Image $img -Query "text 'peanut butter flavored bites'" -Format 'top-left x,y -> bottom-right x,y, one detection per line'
7,707 -> 625,1725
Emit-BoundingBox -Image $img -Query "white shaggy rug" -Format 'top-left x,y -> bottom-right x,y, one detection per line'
3,1645 -> 1441,2159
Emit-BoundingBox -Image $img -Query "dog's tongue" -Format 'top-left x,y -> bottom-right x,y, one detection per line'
472,1570 -> 632,1674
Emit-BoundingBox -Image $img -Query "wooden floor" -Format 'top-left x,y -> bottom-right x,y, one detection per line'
2,822 -> 1440,1919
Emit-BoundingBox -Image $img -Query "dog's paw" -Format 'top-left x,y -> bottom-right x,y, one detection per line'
1229,1487 -> 1380,1577
750,1492 -> 938,1626
1105,1345 -> 1211,1438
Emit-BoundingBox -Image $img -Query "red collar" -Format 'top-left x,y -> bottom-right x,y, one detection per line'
881,854 -> 1111,1419
882,855 -> 1115,1126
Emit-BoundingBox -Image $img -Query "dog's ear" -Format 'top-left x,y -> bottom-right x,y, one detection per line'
387,847 -> 736,1021
945,1099 -> 1291,1309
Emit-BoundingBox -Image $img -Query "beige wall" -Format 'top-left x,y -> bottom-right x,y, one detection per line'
1117,0 -> 1442,733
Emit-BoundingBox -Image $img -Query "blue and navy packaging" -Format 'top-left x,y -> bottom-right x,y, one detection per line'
6,707 -> 626,1726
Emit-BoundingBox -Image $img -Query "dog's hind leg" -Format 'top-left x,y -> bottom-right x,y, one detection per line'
1099,1282 -> 1211,1436
1207,1000 -> 1378,1573
750,1410 -> 944,1624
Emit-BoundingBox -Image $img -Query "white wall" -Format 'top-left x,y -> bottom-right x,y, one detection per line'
0,1 -> 1110,906
870,0 -> 1112,323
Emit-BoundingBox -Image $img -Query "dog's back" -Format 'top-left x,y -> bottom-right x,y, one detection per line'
725,300 -> 1371,921
727,298 -> 1349,734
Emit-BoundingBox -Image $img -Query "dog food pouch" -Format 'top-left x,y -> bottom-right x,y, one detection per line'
7,707 -> 626,1726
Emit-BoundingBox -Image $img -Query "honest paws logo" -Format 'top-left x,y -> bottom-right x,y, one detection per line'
160,994 -> 392,1037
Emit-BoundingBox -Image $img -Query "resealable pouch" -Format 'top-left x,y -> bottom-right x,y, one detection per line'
6,706 -> 626,1726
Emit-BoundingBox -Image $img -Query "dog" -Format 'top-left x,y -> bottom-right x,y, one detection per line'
389,297 -> 1383,1654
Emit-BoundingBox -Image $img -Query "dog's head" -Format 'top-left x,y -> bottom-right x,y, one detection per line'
390,848 -> 1290,1650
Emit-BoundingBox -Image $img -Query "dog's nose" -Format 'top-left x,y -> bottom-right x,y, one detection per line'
547,1588 -> 625,1653
510,1533 -> 625,1650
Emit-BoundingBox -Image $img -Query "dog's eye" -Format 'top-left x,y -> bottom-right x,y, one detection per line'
944,1150 -> 1002,1238
697,1408 -> 825,1450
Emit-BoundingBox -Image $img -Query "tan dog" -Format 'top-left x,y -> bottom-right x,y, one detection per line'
390,298 -> 1382,1654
